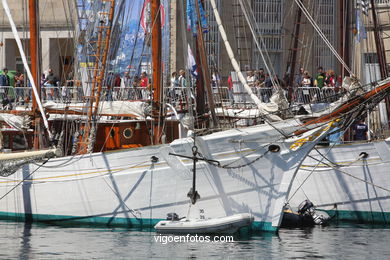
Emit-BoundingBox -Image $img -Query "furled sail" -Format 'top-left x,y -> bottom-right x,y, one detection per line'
209,0 -> 282,122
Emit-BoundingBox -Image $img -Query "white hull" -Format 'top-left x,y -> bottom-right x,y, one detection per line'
290,140 -> 390,224
0,121 -> 329,232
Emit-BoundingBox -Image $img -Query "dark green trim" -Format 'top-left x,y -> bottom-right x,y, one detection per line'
323,209 -> 390,224
0,211 -> 277,232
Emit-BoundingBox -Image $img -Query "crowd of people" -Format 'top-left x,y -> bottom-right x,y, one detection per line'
0,67 -> 64,107
294,66 -> 342,90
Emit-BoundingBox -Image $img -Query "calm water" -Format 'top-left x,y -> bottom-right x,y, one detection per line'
1,221 -> 390,259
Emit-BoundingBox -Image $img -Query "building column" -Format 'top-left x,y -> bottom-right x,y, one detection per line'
41,37 -> 50,74
5,38 -> 16,70
169,0 -> 177,74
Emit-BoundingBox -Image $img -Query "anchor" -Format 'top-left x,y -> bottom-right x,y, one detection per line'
169,144 -> 220,205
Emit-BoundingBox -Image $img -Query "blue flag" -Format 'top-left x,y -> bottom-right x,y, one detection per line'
186,0 -> 208,36
356,10 -> 367,42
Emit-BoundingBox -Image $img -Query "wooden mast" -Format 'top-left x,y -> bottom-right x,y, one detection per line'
79,0 -> 116,154
286,5 -> 302,89
370,0 -> 390,127
92,1 -> 116,119
151,0 -> 163,145
29,0 -> 42,149
370,0 -> 387,79
194,0 -> 219,128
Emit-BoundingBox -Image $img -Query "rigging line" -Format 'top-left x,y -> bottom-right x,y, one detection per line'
306,151 -> 390,194
287,141 -> 340,203
287,108 -> 365,202
210,0 -> 290,138
1,0 -> 52,138
240,0 -> 279,87
0,159 -> 49,201
294,0 -> 354,76
102,176 -> 142,220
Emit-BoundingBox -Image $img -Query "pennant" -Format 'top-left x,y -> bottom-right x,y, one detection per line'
187,44 -> 198,78
357,0 -> 369,16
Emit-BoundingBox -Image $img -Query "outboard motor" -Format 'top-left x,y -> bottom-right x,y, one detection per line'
298,200 -> 330,225
298,200 -> 314,215
166,213 -> 180,221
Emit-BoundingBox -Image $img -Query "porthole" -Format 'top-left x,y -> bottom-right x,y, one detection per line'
268,144 -> 281,153
123,128 -> 133,139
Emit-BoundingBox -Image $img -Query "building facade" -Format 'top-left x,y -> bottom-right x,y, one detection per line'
0,0 -> 76,82
170,0 -> 390,85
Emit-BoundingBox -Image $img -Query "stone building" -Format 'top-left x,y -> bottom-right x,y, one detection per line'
170,0 -> 390,84
0,0 -> 76,82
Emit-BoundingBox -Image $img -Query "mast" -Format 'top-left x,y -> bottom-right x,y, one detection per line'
194,0 -> 219,128
79,0 -> 116,154
339,0 -> 351,78
286,5 -> 302,89
28,0 -> 42,149
370,0 -> 390,127
151,0 -> 163,145
370,0 -> 387,79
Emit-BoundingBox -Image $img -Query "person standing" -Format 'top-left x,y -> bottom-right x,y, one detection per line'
314,66 -> 325,101
170,71 -> 179,102
113,73 -> 121,100
354,120 -> 368,141
14,72 -> 25,103
246,70 -> 255,87
44,68 -> 59,101
314,66 -> 326,89
0,68 -> 10,102
301,71 -> 312,104
140,72 -> 149,100
0,68 -> 10,86
227,74 -> 234,105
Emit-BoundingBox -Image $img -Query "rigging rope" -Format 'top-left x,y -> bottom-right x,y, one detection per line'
239,0 -> 279,88
0,159 -> 50,201
304,151 -> 390,194
294,0 -> 355,76
1,0 -> 52,138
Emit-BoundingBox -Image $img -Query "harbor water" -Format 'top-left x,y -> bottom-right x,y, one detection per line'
1,221 -> 390,259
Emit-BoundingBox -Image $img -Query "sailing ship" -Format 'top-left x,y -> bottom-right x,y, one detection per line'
284,0 -> 390,225
0,0 -> 389,232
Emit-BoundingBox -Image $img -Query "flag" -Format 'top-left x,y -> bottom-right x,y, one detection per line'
187,44 -> 198,78
356,10 -> 367,42
140,0 -> 166,34
140,0 -> 151,34
186,0 -> 208,36
357,0 -> 369,16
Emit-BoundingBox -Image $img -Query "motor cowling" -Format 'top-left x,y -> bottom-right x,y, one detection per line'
297,200 -> 330,225
298,200 -> 314,215
166,213 -> 180,221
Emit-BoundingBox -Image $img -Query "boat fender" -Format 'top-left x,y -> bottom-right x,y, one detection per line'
359,152 -> 368,159
268,144 -> 280,153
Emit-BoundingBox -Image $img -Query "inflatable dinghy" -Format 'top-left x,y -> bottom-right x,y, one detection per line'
155,213 -> 254,234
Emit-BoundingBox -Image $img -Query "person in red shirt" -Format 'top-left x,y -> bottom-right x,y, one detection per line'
140,72 -> 149,99
140,72 -> 148,88
227,74 -> 234,105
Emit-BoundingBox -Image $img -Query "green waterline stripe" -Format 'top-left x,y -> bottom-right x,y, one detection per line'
322,209 -> 390,224
0,211 -> 277,232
